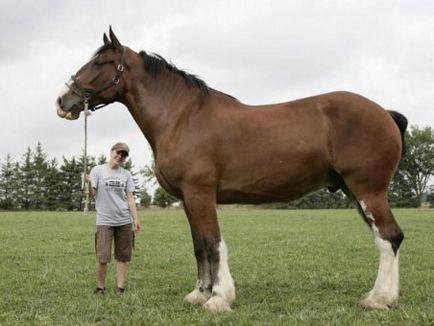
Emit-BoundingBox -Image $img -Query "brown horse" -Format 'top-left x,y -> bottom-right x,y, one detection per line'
57,28 -> 407,311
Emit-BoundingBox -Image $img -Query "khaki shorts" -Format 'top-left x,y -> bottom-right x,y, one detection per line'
95,224 -> 134,263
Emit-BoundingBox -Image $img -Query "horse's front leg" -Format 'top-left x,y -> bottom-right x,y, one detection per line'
182,186 -> 235,312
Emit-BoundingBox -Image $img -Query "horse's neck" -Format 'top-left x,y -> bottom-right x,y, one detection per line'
123,72 -> 204,151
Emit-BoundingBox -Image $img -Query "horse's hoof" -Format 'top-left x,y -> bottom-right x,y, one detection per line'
359,293 -> 398,310
203,295 -> 232,312
184,289 -> 211,305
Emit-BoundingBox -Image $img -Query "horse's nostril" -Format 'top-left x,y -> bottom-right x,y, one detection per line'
57,97 -> 63,106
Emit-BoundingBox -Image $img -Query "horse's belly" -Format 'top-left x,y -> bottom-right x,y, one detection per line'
216,166 -> 331,204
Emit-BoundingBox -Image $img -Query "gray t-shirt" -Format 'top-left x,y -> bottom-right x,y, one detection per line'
89,164 -> 135,226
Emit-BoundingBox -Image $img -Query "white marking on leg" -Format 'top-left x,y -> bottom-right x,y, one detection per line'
184,279 -> 211,305
203,238 -> 236,312
359,200 -> 375,222
362,228 -> 400,308
360,219 -> 400,309
374,231 -> 399,299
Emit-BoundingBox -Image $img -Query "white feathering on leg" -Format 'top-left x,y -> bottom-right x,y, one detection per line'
203,239 -> 236,312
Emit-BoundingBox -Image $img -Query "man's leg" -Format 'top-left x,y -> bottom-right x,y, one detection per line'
116,261 -> 128,289
95,226 -> 113,291
96,262 -> 108,289
114,224 -> 133,290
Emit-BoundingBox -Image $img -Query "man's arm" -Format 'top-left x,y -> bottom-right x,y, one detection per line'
127,192 -> 141,232
85,174 -> 97,197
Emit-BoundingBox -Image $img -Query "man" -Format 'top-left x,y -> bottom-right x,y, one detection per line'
89,142 -> 141,295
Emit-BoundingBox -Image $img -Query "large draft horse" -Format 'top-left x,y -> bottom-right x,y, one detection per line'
57,29 -> 407,311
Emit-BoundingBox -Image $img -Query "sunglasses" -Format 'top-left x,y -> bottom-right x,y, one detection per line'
115,151 -> 128,158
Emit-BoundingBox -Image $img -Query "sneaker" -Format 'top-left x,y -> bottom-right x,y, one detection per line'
94,287 -> 106,295
116,287 -> 125,295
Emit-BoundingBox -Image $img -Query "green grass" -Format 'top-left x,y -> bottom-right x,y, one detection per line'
0,208 -> 433,325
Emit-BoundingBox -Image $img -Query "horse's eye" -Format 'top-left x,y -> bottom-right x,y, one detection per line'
93,60 -> 104,66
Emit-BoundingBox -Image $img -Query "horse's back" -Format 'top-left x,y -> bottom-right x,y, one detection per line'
212,91 -> 402,202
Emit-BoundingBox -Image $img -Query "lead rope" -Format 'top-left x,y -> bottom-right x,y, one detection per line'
82,99 -> 91,215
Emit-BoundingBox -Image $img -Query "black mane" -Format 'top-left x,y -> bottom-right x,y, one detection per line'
94,45 -> 211,96
140,51 -> 210,95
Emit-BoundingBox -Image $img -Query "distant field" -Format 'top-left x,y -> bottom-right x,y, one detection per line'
0,208 -> 433,325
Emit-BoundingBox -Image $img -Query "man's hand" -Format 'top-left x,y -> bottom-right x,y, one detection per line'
133,218 -> 141,233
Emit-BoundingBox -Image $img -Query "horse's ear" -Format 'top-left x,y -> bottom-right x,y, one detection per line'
109,26 -> 122,49
103,33 -> 110,46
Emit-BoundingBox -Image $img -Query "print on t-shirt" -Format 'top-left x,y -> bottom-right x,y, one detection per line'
103,176 -> 126,196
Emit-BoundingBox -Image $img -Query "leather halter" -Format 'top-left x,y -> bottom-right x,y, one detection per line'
66,46 -> 126,112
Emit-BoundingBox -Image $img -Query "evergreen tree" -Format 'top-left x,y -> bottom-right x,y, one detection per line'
19,147 -> 34,210
97,154 -> 107,165
59,156 -> 83,211
45,158 -> 62,210
11,162 -> 21,209
32,142 -> 49,209
77,152 -> 97,211
0,155 -> 17,209
123,158 -> 140,191
79,152 -> 97,174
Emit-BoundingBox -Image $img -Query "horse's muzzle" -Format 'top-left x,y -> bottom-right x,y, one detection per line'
56,94 -> 82,120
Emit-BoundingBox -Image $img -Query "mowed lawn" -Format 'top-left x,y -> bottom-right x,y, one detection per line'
0,208 -> 433,325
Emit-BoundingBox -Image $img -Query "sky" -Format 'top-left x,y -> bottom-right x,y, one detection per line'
1,0 -> 434,174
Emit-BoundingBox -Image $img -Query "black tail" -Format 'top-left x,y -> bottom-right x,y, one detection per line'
387,110 -> 408,156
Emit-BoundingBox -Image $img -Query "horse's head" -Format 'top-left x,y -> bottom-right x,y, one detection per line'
56,27 -> 127,120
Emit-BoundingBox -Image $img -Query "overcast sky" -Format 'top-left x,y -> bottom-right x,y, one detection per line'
1,0 -> 433,172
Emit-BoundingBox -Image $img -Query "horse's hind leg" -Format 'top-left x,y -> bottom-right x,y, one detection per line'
344,185 -> 404,309
182,186 -> 235,311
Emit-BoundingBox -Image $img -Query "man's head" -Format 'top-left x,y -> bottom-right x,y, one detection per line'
111,142 -> 130,157
109,142 -> 130,167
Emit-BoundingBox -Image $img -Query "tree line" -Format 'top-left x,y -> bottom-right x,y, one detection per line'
1,125 -> 433,210
0,143 -> 140,211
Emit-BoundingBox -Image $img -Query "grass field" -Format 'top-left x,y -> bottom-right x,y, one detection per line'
0,208 -> 433,325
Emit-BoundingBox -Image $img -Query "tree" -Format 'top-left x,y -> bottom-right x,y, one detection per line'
97,154 -> 107,165
59,156 -> 83,211
153,187 -> 178,208
141,158 -> 157,188
390,126 -> 434,207
77,152 -> 97,211
45,158 -> 62,210
12,162 -> 21,209
389,170 -> 419,207
32,142 -> 49,209
262,189 -> 351,209
123,157 -> 140,191
1,144 -> 145,210
140,190 -> 152,208
294,189 -> 351,209
140,155 -> 160,208
18,147 -> 34,210
427,186 -> 434,207
0,155 -> 17,209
